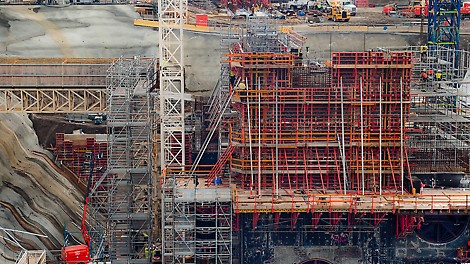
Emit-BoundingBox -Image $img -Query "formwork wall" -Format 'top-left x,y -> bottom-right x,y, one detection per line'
228,51 -> 412,194
55,133 -> 108,185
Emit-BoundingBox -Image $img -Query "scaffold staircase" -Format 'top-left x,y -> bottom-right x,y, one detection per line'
217,31 -> 239,156
206,144 -> 235,186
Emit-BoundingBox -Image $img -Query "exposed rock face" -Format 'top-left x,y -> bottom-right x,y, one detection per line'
0,113 -> 83,262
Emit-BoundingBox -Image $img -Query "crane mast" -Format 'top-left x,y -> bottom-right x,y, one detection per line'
158,0 -> 186,171
158,0 -> 187,262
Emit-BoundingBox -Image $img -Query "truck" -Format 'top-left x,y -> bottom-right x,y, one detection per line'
287,0 -> 310,10
338,0 -> 357,15
327,4 -> 350,21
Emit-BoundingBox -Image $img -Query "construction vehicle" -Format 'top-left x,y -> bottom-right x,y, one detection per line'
462,2 -> 470,19
327,4 -> 350,21
87,113 -> 107,125
338,0 -> 356,15
406,0 -> 428,17
61,152 -> 98,263
327,0 -> 356,15
383,0 -> 428,17
383,3 -> 399,15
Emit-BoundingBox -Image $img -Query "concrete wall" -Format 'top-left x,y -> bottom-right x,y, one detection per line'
0,5 -> 420,96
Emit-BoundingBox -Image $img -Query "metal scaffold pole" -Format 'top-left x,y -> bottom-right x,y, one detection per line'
340,78 -> 348,194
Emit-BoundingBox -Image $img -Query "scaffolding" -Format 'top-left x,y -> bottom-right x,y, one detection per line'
96,57 -> 155,263
218,25 -> 470,258
240,17 -> 305,54
161,173 -> 233,264
380,46 -> 470,175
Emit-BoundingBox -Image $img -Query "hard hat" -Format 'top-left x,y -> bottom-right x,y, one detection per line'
238,83 -> 246,89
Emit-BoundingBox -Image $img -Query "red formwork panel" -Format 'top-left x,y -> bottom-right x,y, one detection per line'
229,51 -> 412,194
54,134 -> 109,182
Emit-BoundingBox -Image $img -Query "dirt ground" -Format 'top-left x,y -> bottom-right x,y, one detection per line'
29,114 -> 106,148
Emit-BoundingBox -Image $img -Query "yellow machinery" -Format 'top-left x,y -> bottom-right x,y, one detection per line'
327,5 -> 350,22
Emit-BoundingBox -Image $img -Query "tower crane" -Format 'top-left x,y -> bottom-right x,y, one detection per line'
157,0 -> 187,262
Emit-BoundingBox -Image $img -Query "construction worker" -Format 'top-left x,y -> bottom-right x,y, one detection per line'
420,45 -> 428,62
421,69 -> 428,82
436,70 -> 442,81
427,68 -> 433,79
145,245 -> 149,259
435,70 -> 442,89
229,69 -> 236,87
194,175 -> 199,187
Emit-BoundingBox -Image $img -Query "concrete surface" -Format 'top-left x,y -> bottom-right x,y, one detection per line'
0,5 -> 420,95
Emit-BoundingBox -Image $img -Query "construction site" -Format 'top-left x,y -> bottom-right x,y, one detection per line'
1,0 -> 470,263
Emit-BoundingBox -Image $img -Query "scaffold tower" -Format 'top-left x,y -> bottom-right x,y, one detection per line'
428,0 -> 461,50
101,58 -> 155,263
